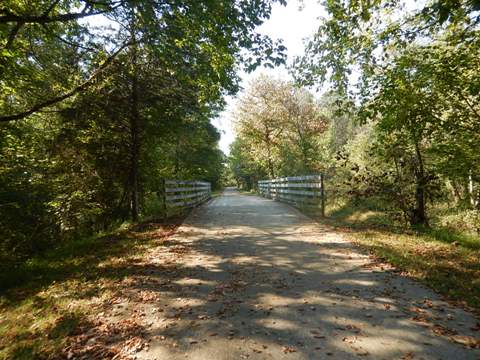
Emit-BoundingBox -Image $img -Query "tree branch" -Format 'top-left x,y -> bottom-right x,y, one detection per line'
4,21 -> 23,49
455,89 -> 480,122
0,7 -> 112,25
41,0 -> 63,17
0,40 -> 130,122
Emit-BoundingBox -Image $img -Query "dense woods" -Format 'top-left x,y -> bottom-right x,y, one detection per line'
0,0 -> 286,263
229,0 -> 480,233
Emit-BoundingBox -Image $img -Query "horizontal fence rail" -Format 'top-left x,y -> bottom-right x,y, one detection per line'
162,180 -> 211,210
258,175 -> 325,216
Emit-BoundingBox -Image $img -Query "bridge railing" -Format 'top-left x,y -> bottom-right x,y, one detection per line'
258,175 -> 325,216
160,180 -> 211,214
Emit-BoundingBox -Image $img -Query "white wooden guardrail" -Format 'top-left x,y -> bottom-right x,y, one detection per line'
258,175 -> 325,216
161,180 -> 211,212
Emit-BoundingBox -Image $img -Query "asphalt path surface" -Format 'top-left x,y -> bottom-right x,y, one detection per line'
136,189 -> 480,360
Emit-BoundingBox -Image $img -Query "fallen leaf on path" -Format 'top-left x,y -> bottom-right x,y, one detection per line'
450,335 -> 480,348
282,346 -> 297,353
342,336 -> 357,344
411,315 -> 430,324
401,352 -> 414,360
345,324 -> 361,333
123,337 -> 146,354
431,324 -> 457,337
351,346 -> 369,356
471,323 -> 480,332
423,299 -> 434,308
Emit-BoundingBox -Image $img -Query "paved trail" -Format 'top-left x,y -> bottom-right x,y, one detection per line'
137,189 -> 479,360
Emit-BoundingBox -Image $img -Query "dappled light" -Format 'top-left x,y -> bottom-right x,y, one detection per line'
1,189 -> 479,359
71,189 -> 477,359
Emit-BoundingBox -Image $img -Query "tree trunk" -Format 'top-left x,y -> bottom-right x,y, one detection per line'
129,19 -> 140,222
468,169 -> 476,208
393,155 -> 410,226
265,136 -> 275,178
130,88 -> 140,221
446,179 -> 459,205
174,134 -> 180,175
267,150 -> 275,178
451,179 -> 463,204
411,141 -> 428,227
263,126 -> 275,179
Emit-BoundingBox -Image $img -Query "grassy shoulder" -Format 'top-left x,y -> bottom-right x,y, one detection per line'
315,203 -> 480,313
211,189 -> 224,198
238,189 -> 257,196
0,215 -> 185,360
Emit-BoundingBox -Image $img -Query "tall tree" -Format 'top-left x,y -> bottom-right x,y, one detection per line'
232,75 -> 327,182
1,0 -> 288,123
0,0 -> 288,260
293,0 -> 480,226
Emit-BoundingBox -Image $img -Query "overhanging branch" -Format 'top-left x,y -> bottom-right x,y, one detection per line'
0,40 -> 130,122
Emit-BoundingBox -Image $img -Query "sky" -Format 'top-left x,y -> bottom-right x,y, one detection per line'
211,0 -> 325,155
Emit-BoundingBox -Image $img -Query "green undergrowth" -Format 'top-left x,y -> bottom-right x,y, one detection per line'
0,215 -> 185,360
211,189 -> 224,197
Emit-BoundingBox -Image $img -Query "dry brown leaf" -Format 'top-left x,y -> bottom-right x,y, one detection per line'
282,346 -> 297,353
431,324 -> 457,337
401,352 -> 414,360
450,335 -> 480,348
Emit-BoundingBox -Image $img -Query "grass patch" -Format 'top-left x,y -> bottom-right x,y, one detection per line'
238,189 -> 257,195
317,204 -> 480,312
423,227 -> 480,250
211,189 -> 224,198
0,215 -> 185,360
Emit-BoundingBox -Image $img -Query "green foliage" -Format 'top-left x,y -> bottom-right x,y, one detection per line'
229,136 -> 267,190
0,216 -> 185,360
0,119 -> 61,260
229,75 -> 328,188
0,0 -> 286,260
291,0 -> 480,228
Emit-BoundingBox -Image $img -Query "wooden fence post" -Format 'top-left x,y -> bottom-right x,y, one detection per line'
320,173 -> 325,217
